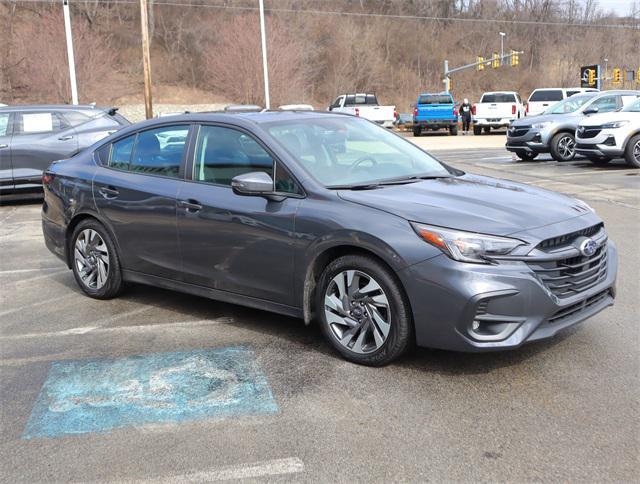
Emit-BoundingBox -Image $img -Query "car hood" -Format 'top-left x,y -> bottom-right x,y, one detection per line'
337,174 -> 592,236
513,113 -> 576,126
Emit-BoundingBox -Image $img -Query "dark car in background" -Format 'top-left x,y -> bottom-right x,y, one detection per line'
42,112 -> 616,366
0,104 -> 129,199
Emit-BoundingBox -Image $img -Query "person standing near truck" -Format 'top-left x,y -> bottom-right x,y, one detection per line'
459,98 -> 472,134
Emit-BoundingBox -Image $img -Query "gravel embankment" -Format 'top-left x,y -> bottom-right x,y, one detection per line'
119,103 -> 228,123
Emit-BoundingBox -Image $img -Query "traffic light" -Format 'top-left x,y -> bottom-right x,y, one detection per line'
492,52 -> 499,69
510,50 -> 519,67
477,56 -> 485,71
613,68 -> 622,85
587,68 -> 596,87
637,67 -> 640,84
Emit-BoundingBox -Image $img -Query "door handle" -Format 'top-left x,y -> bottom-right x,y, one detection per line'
58,135 -> 74,141
97,185 -> 119,199
0,144 -> 7,149
178,199 -> 203,212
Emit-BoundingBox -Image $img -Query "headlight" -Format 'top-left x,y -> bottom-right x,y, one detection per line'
411,222 -> 525,264
601,120 -> 629,129
531,121 -> 553,129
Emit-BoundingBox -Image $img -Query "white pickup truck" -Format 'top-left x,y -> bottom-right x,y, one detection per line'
328,93 -> 396,128
472,91 -> 524,135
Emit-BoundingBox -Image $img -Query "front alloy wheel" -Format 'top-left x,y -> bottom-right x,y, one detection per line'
551,132 -> 576,161
317,255 -> 413,366
625,134 -> 640,168
324,270 -> 391,354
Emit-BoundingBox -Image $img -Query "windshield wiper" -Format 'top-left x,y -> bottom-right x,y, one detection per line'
327,174 -> 451,190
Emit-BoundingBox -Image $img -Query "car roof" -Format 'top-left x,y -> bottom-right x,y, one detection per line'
419,92 -> 451,96
481,91 -> 518,95
0,104 -> 111,113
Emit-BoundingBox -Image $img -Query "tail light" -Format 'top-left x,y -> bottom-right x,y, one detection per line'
512,104 -> 516,115
413,107 -> 418,117
472,104 -> 476,115
355,107 -> 360,117
394,110 -> 398,120
453,107 -> 456,116
526,104 -> 529,114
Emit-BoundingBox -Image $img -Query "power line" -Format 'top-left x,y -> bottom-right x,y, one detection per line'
1,0 -> 638,30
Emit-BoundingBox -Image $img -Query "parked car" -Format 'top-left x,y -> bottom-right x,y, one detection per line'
472,91 -> 524,135
525,88 -> 599,117
506,90 -> 640,161
0,104 -> 129,199
42,112 -> 617,366
412,92 -> 458,136
576,97 -> 640,168
328,93 -> 396,128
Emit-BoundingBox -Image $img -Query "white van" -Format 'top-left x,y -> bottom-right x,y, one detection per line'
526,88 -> 599,116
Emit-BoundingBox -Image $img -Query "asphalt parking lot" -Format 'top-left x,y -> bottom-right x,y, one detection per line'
1,143 -> 638,482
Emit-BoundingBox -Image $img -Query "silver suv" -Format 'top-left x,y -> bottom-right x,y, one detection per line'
506,90 -> 640,162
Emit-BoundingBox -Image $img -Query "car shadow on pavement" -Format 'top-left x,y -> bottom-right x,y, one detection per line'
95,282 -> 578,374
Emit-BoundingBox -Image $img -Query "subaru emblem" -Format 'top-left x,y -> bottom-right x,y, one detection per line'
579,238 -> 597,257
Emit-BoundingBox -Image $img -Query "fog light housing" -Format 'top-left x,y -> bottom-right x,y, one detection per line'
603,136 -> 616,146
532,133 -> 542,142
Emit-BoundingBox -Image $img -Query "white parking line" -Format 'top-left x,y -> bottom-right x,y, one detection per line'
0,267 -> 64,275
0,317 -> 234,340
110,457 -> 305,483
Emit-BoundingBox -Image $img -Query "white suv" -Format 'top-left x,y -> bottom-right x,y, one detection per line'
575,97 -> 640,168
526,88 -> 599,116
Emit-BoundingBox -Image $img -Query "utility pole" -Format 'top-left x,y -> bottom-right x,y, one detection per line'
62,0 -> 78,105
258,0 -> 270,109
139,0 -> 153,119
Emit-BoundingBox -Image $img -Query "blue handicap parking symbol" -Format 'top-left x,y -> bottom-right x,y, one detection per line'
23,346 -> 278,439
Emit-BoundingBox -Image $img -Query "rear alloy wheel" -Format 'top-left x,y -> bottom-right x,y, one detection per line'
317,255 -> 412,366
71,220 -> 123,299
550,132 -> 576,161
624,134 -> 640,168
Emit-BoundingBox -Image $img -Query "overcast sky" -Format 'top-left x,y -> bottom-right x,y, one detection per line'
596,0 -> 637,16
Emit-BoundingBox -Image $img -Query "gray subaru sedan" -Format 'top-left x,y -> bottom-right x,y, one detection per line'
41,112 -> 617,365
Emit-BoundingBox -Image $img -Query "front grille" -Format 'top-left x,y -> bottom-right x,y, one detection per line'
548,289 -> 611,324
578,127 -> 602,139
538,223 -> 603,250
576,143 -> 596,150
530,244 -> 608,298
509,127 -> 530,137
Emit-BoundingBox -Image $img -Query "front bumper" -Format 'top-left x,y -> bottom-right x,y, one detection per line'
575,129 -> 625,158
399,240 -> 617,352
505,127 -> 552,154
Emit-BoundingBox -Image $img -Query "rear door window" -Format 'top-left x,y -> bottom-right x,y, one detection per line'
0,113 -> 9,136
529,90 -> 564,102
130,125 -> 189,178
588,96 -> 619,113
60,110 -> 92,128
15,111 -> 69,134
109,134 -> 135,170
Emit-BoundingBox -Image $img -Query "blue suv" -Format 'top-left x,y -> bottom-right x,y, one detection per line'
413,93 -> 458,136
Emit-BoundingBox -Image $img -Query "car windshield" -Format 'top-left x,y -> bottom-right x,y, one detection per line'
622,98 -> 640,112
266,117 -> 454,188
544,94 -> 595,114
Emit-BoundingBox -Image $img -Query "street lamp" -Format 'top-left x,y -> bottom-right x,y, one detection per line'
499,32 -> 506,64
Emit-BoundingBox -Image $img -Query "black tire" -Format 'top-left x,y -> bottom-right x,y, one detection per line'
483,126 -> 491,134
316,255 -> 413,366
587,157 -> 612,166
550,132 -> 576,161
624,134 -> 640,168
473,125 -> 482,135
413,126 -> 421,137
449,125 -> 458,136
70,219 -> 123,299
515,151 -> 538,161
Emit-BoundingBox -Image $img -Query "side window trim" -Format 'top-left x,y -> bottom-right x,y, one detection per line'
188,122 -> 305,197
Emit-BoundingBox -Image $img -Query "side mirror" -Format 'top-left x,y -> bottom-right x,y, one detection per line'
583,106 -> 599,115
231,171 -> 274,196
